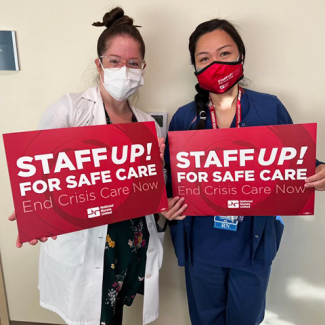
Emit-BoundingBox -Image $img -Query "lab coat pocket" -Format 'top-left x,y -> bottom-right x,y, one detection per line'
44,229 -> 88,267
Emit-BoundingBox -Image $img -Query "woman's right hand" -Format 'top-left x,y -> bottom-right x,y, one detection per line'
161,197 -> 188,221
8,211 -> 57,248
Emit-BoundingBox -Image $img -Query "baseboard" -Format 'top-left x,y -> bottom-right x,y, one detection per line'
11,322 -> 60,325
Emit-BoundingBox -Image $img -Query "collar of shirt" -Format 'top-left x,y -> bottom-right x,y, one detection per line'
204,90 -> 250,129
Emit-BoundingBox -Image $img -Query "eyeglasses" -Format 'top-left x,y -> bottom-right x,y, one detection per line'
99,55 -> 146,70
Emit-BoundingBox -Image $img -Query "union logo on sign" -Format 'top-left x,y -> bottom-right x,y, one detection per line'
228,200 -> 239,208
87,207 -> 100,218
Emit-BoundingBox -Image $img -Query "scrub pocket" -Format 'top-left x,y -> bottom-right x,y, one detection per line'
275,216 -> 285,252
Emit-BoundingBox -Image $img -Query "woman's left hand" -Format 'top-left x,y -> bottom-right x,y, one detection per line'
305,164 -> 325,191
158,137 -> 166,168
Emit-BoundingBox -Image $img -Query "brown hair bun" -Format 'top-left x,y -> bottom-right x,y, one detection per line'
92,7 -> 133,28
93,7 -> 145,59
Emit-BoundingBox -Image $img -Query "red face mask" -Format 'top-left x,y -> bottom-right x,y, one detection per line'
195,60 -> 244,94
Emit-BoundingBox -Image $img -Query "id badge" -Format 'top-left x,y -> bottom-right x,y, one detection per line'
214,216 -> 238,231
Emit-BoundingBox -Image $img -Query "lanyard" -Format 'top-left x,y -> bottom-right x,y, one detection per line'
208,87 -> 245,224
208,86 -> 243,129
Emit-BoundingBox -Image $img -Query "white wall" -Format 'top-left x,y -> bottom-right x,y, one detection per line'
1,0 -> 325,324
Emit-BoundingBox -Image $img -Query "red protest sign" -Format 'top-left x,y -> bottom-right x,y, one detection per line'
168,123 -> 317,216
3,122 -> 168,243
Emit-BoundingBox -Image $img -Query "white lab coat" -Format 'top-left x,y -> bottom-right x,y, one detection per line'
38,87 -> 165,325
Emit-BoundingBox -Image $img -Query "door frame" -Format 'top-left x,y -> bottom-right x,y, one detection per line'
0,251 -> 10,325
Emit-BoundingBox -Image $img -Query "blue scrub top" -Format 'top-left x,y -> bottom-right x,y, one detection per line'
191,91 -> 255,268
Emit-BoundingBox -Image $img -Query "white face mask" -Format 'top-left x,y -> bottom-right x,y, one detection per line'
100,61 -> 144,101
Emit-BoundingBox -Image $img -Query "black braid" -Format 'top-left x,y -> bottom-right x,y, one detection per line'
194,83 -> 209,129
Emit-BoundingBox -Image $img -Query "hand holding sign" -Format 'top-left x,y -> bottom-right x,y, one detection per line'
8,211 -> 57,248
161,197 -> 188,221
158,137 -> 166,168
305,164 -> 325,190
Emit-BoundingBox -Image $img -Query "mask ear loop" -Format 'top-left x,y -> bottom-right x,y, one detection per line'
98,58 -> 106,89
99,58 -> 105,71
194,63 -> 203,74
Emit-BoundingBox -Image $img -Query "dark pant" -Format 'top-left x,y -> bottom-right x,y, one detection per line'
185,262 -> 271,325
107,300 -> 123,325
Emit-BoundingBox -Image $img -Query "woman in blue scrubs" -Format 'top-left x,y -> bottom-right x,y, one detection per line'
163,19 -> 325,325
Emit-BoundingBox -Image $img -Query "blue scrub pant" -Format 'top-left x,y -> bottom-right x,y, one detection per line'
185,262 -> 271,325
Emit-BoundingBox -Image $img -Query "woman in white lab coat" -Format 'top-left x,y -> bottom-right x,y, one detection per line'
9,7 -> 165,325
